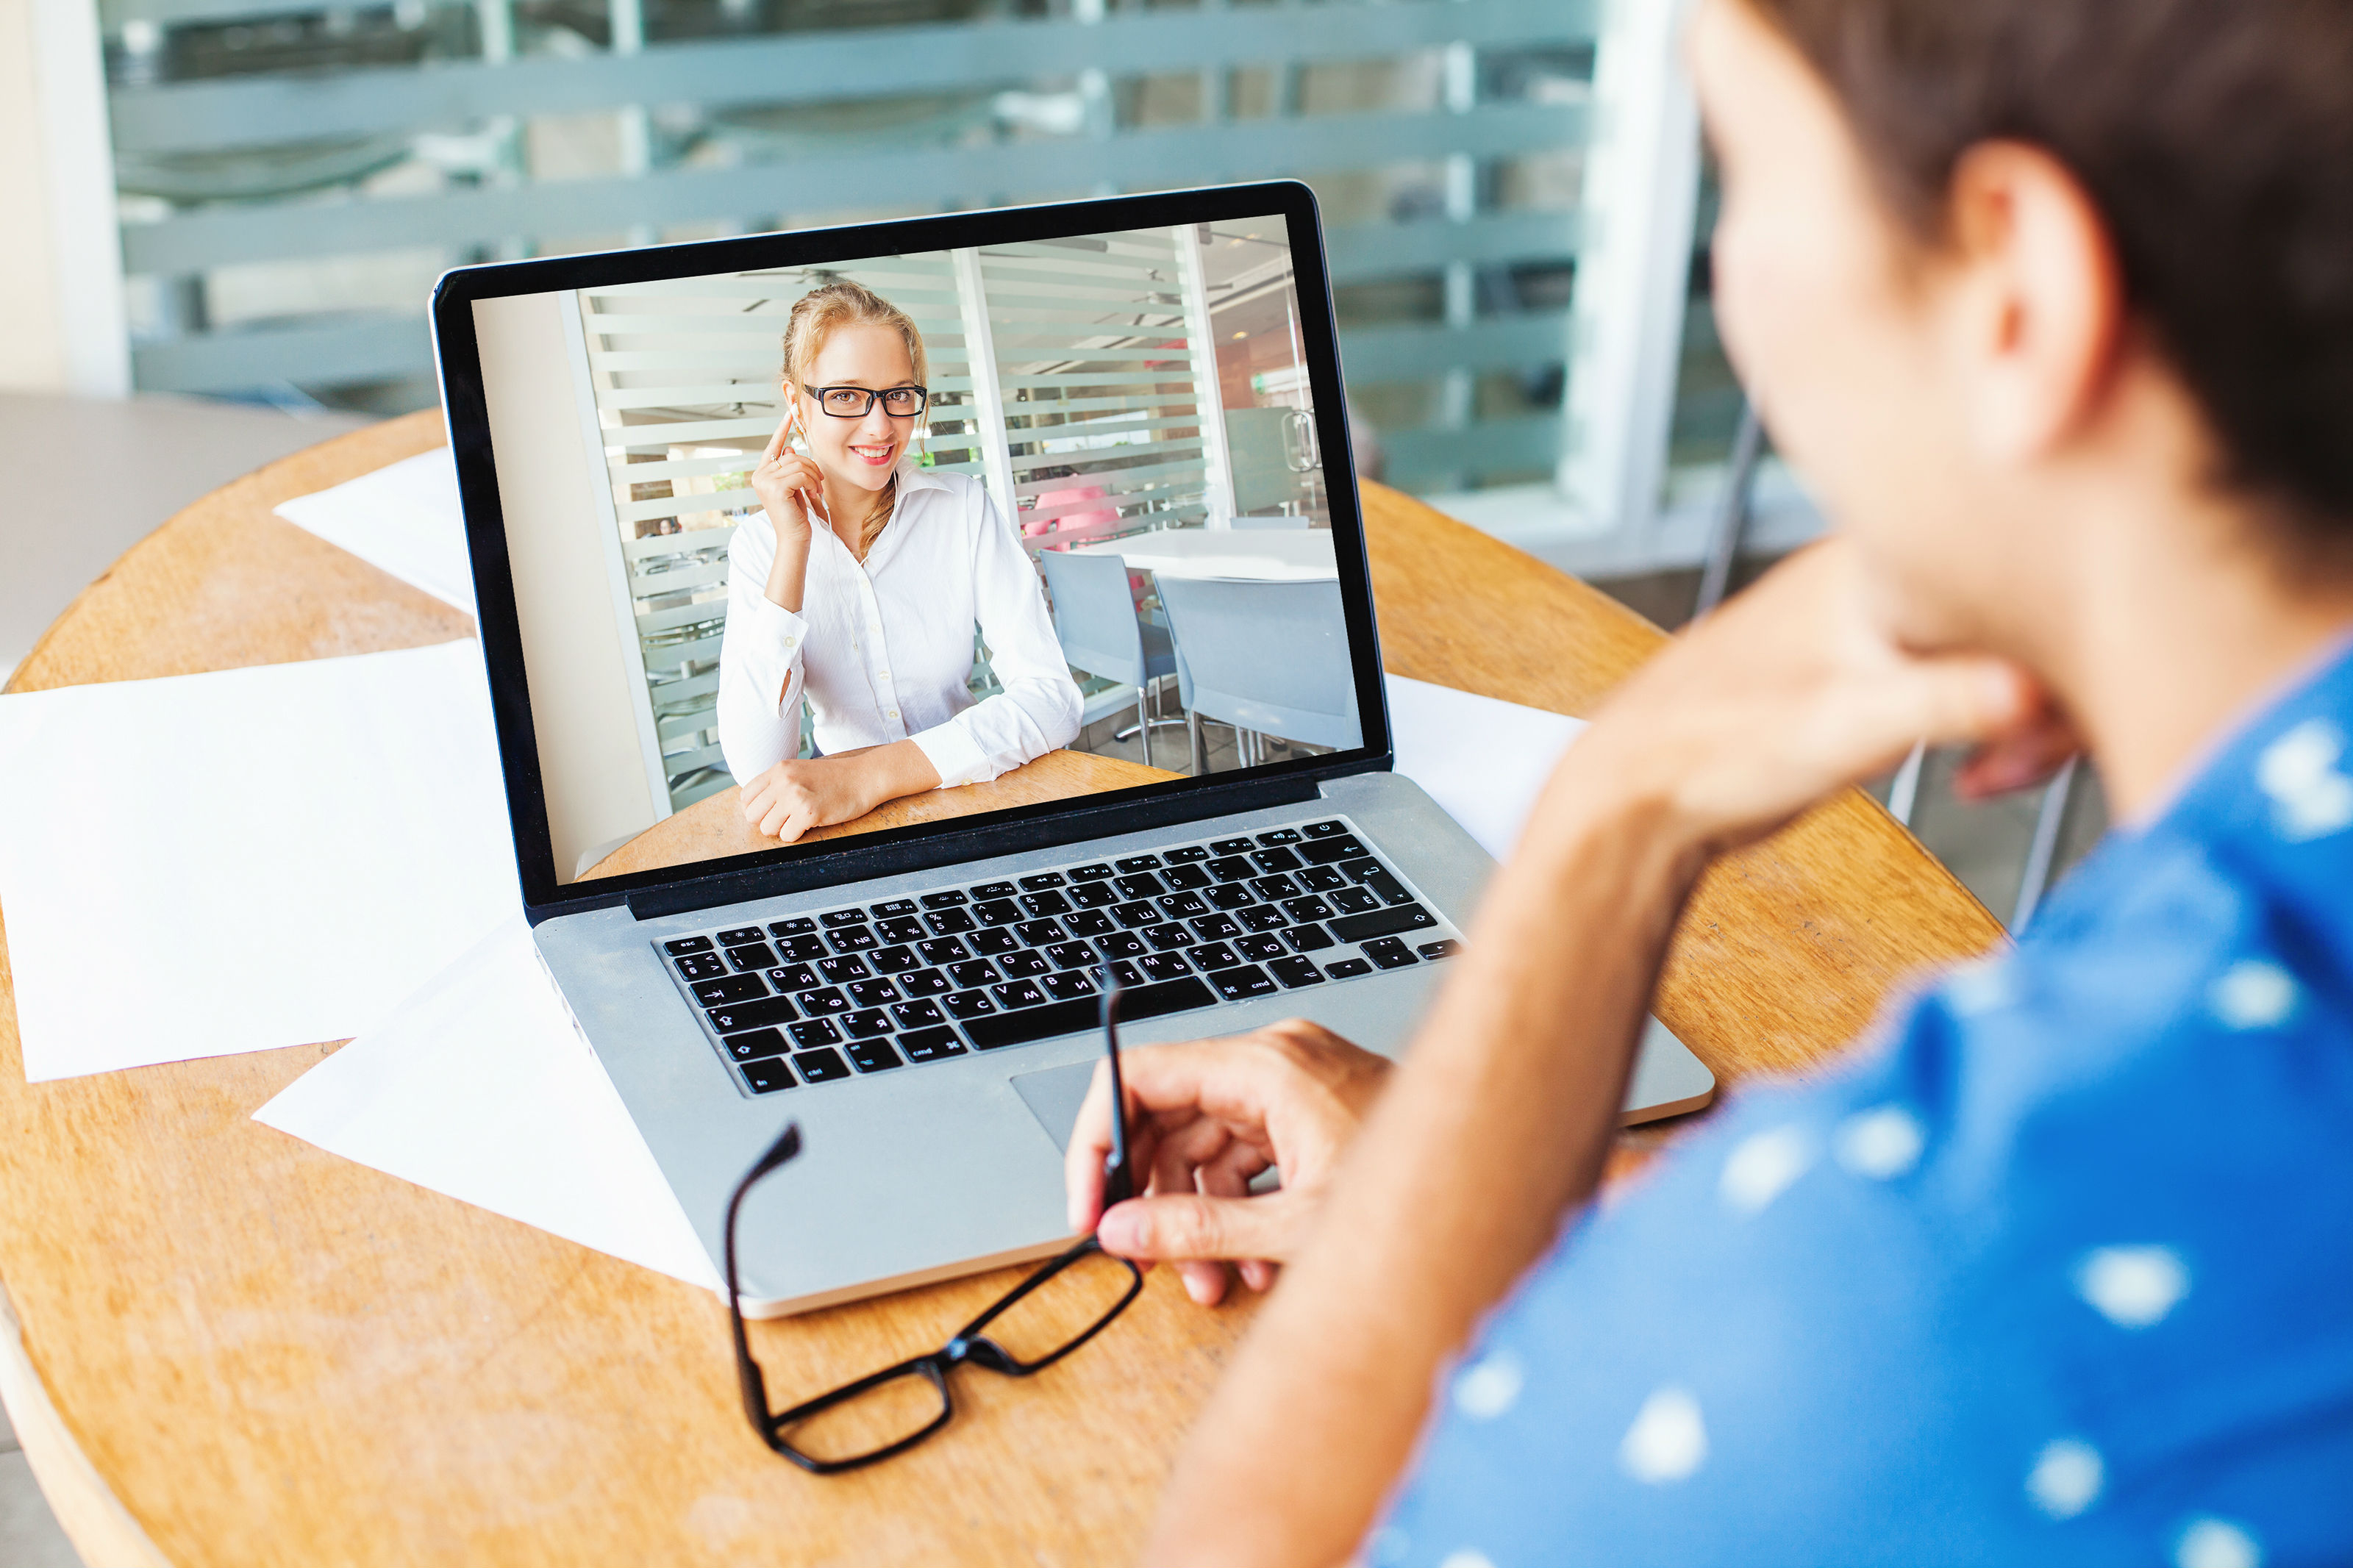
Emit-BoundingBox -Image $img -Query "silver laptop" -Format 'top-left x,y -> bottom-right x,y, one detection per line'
432,182 -> 1713,1315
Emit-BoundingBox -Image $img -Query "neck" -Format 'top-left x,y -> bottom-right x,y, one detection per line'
818,469 -> 895,554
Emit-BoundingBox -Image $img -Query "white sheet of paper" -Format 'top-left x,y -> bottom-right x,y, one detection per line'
246,671 -> 1585,1288
1385,673 -> 1586,860
0,639 -> 518,1081
254,917 -> 721,1291
274,448 -> 475,613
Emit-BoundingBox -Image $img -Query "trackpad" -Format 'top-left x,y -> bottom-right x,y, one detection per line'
1010,1060 -> 1098,1153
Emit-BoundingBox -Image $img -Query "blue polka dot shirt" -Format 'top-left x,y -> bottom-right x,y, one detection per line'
1373,646 -> 2353,1568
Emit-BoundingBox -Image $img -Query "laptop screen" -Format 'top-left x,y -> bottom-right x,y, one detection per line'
441,185 -> 1383,909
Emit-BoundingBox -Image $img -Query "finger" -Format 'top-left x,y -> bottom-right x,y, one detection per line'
1887,656 -> 2043,753
761,412 -> 794,462
1196,1145 -> 1276,1295
1237,1259 -> 1279,1292
1095,1192 -> 1296,1266
1064,1059 -> 1114,1230
1150,1116 -> 1233,1200
1177,1259 -> 1231,1306
1952,719 -> 2080,800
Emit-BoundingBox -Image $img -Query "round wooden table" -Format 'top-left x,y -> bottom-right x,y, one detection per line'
0,411 -> 2002,1567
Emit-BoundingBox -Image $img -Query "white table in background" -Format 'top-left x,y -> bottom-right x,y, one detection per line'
1068,527 -> 1338,581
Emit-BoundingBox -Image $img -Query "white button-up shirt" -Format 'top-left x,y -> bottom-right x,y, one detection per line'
716,466 -> 1082,790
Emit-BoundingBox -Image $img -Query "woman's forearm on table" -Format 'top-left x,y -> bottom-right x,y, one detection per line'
1146,773 -> 1710,1568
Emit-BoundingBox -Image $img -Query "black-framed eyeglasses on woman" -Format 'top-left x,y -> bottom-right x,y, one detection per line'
722,972 -> 1143,1473
806,384 -> 929,418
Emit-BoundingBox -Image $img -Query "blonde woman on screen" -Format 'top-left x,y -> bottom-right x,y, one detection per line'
715,279 -> 1082,842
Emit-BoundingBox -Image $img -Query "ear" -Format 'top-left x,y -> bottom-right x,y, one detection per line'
1944,140 -> 2127,465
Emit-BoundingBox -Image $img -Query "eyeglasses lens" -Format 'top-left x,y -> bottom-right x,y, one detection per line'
979,1246 -> 1137,1367
881,388 -> 923,415
780,1368 -> 949,1468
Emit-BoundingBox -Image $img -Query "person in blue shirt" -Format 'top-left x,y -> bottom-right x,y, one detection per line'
1060,0 -> 2353,1562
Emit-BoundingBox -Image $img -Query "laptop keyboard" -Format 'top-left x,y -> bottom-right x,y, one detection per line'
654,817 -> 1462,1098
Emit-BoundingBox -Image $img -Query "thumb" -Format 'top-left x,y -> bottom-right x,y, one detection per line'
1096,1193 -> 1290,1265
1898,656 -> 2042,749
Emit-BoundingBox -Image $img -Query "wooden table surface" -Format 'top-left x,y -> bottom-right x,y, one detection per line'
0,410 -> 2004,1567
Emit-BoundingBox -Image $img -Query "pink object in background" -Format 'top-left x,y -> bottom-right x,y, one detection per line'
1028,483 -> 1117,539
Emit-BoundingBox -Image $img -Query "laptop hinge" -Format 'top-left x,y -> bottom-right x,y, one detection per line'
623,773 -> 1325,923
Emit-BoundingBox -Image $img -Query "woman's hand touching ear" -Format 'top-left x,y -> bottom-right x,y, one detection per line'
753,405 -> 823,613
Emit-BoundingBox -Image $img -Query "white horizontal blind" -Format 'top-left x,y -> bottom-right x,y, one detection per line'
979,228 -> 1215,551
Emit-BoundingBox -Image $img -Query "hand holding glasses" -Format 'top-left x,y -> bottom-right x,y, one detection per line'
723,969 -> 1143,1473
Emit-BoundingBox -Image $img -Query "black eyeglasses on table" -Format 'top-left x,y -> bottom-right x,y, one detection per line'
723,971 -> 1143,1473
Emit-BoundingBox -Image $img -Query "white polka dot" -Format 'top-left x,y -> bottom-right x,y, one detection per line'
1453,1351 -> 1524,1420
1437,1552 -> 1497,1568
1719,1125 -> 1815,1214
2210,962 -> 2297,1030
1619,1386 -> 1707,1483
1943,956 -> 2014,1017
1834,1105 -> 1926,1180
2256,719 -> 2353,840
2076,1245 -> 2191,1328
2175,1517 -> 2263,1568
2027,1438 -> 2104,1519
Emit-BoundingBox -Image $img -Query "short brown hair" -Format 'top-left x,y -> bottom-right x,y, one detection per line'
1745,0 -> 2353,537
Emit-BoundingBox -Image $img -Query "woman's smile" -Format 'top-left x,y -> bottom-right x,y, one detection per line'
847,440 -> 897,468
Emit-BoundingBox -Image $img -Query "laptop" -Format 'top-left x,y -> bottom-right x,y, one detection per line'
431,180 -> 1713,1315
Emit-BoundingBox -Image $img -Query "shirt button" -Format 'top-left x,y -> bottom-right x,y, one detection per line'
888,709 -> 899,720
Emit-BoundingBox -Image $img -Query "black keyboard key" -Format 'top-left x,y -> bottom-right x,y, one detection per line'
1135,953 -> 1192,984
1269,956 -> 1326,988
828,926 -> 880,953
900,967 -> 952,996
1045,942 -> 1096,970
721,1027 -> 791,1062
741,1059 -> 795,1095
1205,884 -> 1257,911
1160,864 -> 1212,891
1165,845 -> 1213,863
675,952 -> 729,981
1329,904 -> 1440,944
842,1009 -> 893,1039
1235,934 -> 1287,962
1283,923 -> 1335,953
1209,964 -> 1278,1000
716,926 -> 766,947
1326,956 -> 1373,978
1211,837 -> 1255,856
871,898 -> 918,919
899,1026 -> 965,1063
970,928 -> 1021,956
1018,872 -> 1068,891
1330,887 -> 1380,915
1068,862 -> 1115,881
1114,872 -> 1166,900
815,954 -> 871,984
1256,828 -> 1302,845
1018,890 -> 1072,918
921,889 -> 969,909
970,880 -> 1018,900
1250,875 -> 1302,901
846,1037 -> 904,1073
691,974 -> 765,1007
769,917 -> 818,937
1365,873 -> 1415,907
1283,895 -> 1335,923
846,978 -> 901,1008
1041,970 -> 1096,1001
821,909 -> 868,928
1363,937 -> 1420,970
1068,881 -> 1121,909
891,998 -> 948,1029
945,988 -> 999,1020
789,1019 -> 843,1048
776,934 -> 828,962
1188,942 -> 1240,971
707,996 -> 796,1034
726,942 -> 780,972
871,945 -> 921,975
1115,854 -> 1165,873
1143,923 -> 1196,953
924,908 -> 977,935
663,936 -> 713,956
1418,939 -> 1463,961
1108,958 -> 1146,988
1304,819 -> 1348,837
797,987 -> 851,1015
917,937 -> 970,965
948,959 -> 1001,989
1239,906 -> 1290,933
963,975 -> 1215,1050
1206,856 -> 1255,883
1159,890 -> 1210,919
1015,918 -> 1065,946
1250,847 -> 1302,874
1299,866 -> 1348,892
1093,931 -> 1147,959
1063,909 -> 1116,937
999,950 -> 1051,978
1189,912 -> 1243,941
1299,834 -> 1371,865
991,978 -> 1049,1009
876,917 -> 926,944
794,1046 -> 853,1082
975,898 -> 1022,926
1111,900 -> 1163,928
765,963 -> 818,993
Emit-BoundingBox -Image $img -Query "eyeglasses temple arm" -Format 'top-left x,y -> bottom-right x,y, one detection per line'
724,1122 -> 803,1434
1101,972 -> 1134,1210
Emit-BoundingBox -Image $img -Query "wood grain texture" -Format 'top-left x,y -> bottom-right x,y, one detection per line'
0,418 -> 2004,1567
585,751 -> 1177,881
